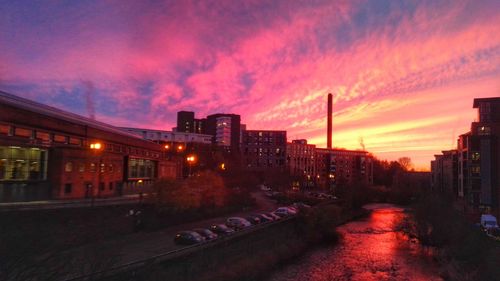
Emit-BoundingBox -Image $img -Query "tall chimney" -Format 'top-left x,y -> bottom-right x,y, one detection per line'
327,93 -> 333,149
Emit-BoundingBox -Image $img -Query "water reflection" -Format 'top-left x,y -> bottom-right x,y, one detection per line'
265,204 -> 442,281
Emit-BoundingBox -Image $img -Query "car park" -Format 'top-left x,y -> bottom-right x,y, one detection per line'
211,224 -> 236,235
226,217 -> 252,230
193,228 -> 218,240
174,231 -> 205,245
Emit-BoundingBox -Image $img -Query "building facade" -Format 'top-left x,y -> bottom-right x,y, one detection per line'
286,139 -> 316,187
241,130 -> 287,171
456,97 -> 500,218
0,91 -> 177,202
315,148 -> 374,191
431,149 -> 458,196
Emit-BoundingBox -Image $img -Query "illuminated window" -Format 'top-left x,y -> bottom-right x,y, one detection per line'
53,134 -> 67,143
109,164 -> 114,172
471,152 -> 480,161
15,127 -> 32,138
90,163 -> 96,172
478,126 -> 491,136
471,166 -> 480,175
65,162 -> 73,172
69,137 -> 82,145
0,124 -> 10,135
36,131 -> 50,141
100,163 -> 105,173
0,146 -> 47,181
78,163 -> 85,172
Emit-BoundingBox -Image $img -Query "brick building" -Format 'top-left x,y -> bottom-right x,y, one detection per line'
315,148 -> 373,191
241,130 -> 287,171
0,91 -> 177,202
286,139 -> 316,187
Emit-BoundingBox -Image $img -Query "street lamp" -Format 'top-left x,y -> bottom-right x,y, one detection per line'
186,155 -> 196,177
89,142 -> 103,206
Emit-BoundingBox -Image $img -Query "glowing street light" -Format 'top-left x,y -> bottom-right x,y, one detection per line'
164,144 -> 170,150
90,142 -> 102,150
186,155 -> 196,177
177,145 -> 184,151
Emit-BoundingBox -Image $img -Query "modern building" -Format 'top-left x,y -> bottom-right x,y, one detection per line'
456,97 -> 500,218
241,130 -> 287,171
0,91 -> 178,202
315,148 -> 374,191
431,150 -> 458,196
205,113 -> 241,151
287,139 -> 316,187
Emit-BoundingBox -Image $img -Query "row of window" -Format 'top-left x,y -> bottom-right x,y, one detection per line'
64,161 -> 118,173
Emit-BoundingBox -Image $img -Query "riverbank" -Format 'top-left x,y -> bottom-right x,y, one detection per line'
404,195 -> 500,281
106,204 -> 366,281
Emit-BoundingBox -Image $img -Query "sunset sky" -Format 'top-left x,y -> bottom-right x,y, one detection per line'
1,0 -> 499,169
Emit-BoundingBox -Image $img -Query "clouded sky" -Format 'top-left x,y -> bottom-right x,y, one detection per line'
1,0 -> 499,169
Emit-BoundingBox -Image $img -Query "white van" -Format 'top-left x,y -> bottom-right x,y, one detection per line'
480,214 -> 498,230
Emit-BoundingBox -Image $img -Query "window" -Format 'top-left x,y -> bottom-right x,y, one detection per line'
99,182 -> 105,191
471,166 -> 480,175
0,146 -> 48,181
65,162 -> 73,172
53,134 -> 67,143
0,124 -> 10,135
109,182 -> 114,190
36,131 -> 50,141
69,137 -> 82,145
109,164 -> 114,173
478,126 -> 491,136
78,163 -> 85,172
15,127 -> 32,138
100,163 -> 105,173
471,152 -> 480,161
64,183 -> 72,194
90,163 -> 96,172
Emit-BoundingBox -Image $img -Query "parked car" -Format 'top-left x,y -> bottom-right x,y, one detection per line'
210,224 -> 236,235
274,207 -> 297,217
267,212 -> 281,220
256,213 -> 274,222
292,202 -> 311,209
174,231 -> 205,245
193,228 -> 218,240
245,215 -> 262,225
226,217 -> 252,230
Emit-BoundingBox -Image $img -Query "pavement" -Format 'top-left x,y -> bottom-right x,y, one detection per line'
56,191 -> 279,280
0,194 -> 145,211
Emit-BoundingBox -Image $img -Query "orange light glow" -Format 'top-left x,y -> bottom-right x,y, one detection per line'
186,155 -> 196,163
90,142 -> 102,150
164,144 -> 170,149
177,145 -> 184,151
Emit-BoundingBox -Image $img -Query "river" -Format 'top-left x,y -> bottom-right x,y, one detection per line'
264,204 -> 443,281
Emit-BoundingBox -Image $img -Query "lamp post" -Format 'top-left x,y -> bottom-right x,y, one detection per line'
186,155 -> 196,177
90,142 -> 103,206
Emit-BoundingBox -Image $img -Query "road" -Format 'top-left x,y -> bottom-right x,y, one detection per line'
57,191 -> 279,280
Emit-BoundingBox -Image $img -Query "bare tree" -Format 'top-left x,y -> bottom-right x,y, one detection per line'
398,157 -> 413,171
